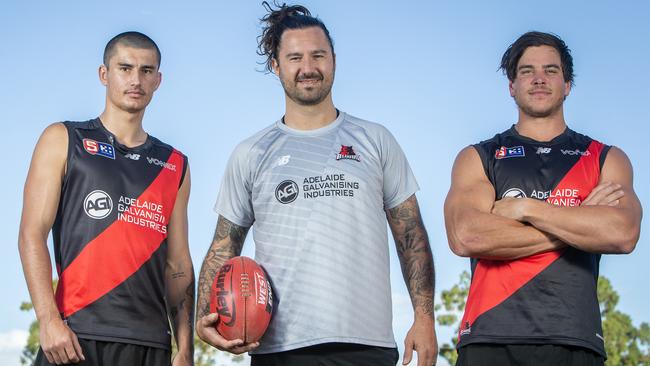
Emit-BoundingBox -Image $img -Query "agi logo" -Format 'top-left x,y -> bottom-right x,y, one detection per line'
502,188 -> 527,198
83,139 -> 115,159
275,180 -> 298,204
83,190 -> 113,219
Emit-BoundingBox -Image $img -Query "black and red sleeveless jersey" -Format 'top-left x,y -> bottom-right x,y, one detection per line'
52,118 -> 187,349
457,126 -> 610,357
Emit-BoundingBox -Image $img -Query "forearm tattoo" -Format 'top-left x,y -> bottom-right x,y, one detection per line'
387,195 -> 435,317
196,216 -> 249,318
169,272 -> 195,352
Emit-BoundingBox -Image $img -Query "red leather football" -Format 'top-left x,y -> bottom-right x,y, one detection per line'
210,256 -> 273,343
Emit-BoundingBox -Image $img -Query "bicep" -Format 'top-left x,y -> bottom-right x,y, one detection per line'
167,164 -> 191,263
600,147 -> 642,214
20,123 -> 68,239
444,146 -> 496,221
385,194 -> 423,233
211,215 -> 249,256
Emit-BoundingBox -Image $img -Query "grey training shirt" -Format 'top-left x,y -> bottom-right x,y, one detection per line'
214,112 -> 419,353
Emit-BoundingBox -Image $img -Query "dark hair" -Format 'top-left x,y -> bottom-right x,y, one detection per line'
103,31 -> 161,68
500,31 -> 574,86
257,1 -> 334,73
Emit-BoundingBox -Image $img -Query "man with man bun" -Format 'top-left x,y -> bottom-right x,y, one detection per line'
196,2 -> 438,365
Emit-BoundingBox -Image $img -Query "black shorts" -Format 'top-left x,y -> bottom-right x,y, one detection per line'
34,338 -> 170,366
456,344 -> 604,366
250,343 -> 399,366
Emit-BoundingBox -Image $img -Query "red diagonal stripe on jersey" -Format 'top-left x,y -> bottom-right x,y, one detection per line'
55,150 -> 184,317
459,141 -> 604,340
545,141 -> 604,205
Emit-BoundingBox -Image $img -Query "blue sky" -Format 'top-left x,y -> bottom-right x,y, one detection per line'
1,1 -> 648,365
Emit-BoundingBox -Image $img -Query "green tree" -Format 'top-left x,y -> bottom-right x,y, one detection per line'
194,338 -> 244,366
19,301 -> 39,366
598,276 -> 650,365
435,272 -> 650,366
171,334 -> 245,366
434,271 -> 470,365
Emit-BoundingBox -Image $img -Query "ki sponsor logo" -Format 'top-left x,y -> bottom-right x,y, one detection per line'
277,155 -> 291,166
83,190 -> 113,219
83,138 -> 115,159
502,188 -> 527,198
336,145 -> 361,162
561,149 -> 590,156
147,157 -> 176,171
495,145 -> 525,159
124,153 -> 140,160
536,147 -> 552,154
275,180 -> 299,204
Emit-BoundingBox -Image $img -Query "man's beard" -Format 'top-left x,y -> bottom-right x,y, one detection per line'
281,71 -> 333,106
515,94 -> 564,118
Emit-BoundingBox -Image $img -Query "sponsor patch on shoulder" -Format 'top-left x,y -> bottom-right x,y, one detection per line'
495,145 -> 525,159
83,138 -> 115,159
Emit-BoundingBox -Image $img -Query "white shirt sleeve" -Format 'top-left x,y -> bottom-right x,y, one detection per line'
379,126 -> 419,209
213,142 -> 255,227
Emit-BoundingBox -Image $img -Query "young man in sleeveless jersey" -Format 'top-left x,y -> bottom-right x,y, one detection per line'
444,31 -> 642,366
196,3 -> 438,366
19,32 -> 194,366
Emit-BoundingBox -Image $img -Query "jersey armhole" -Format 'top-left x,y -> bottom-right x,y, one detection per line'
178,153 -> 188,189
61,121 -> 74,191
598,145 -> 611,172
471,144 -> 493,185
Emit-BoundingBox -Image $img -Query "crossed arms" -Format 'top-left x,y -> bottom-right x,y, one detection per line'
444,146 -> 642,260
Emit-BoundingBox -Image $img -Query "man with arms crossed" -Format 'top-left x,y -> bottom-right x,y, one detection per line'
445,31 -> 642,366
19,32 -> 194,365
196,3 -> 437,366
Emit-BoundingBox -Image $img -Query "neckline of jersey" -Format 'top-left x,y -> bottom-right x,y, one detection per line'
275,111 -> 345,137
93,117 -> 154,152
508,124 -> 573,145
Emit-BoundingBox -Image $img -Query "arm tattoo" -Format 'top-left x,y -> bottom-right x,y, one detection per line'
196,216 -> 249,318
185,281 -> 195,333
169,273 -> 195,350
387,195 -> 435,317
171,271 -> 186,279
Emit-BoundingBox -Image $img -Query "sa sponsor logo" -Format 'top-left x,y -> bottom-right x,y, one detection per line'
83,139 -> 115,159
495,146 -> 525,159
561,149 -> 590,156
502,188 -> 527,198
83,190 -> 113,219
336,145 -> 361,162
124,153 -> 140,160
536,147 -> 552,154
275,180 -> 299,204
